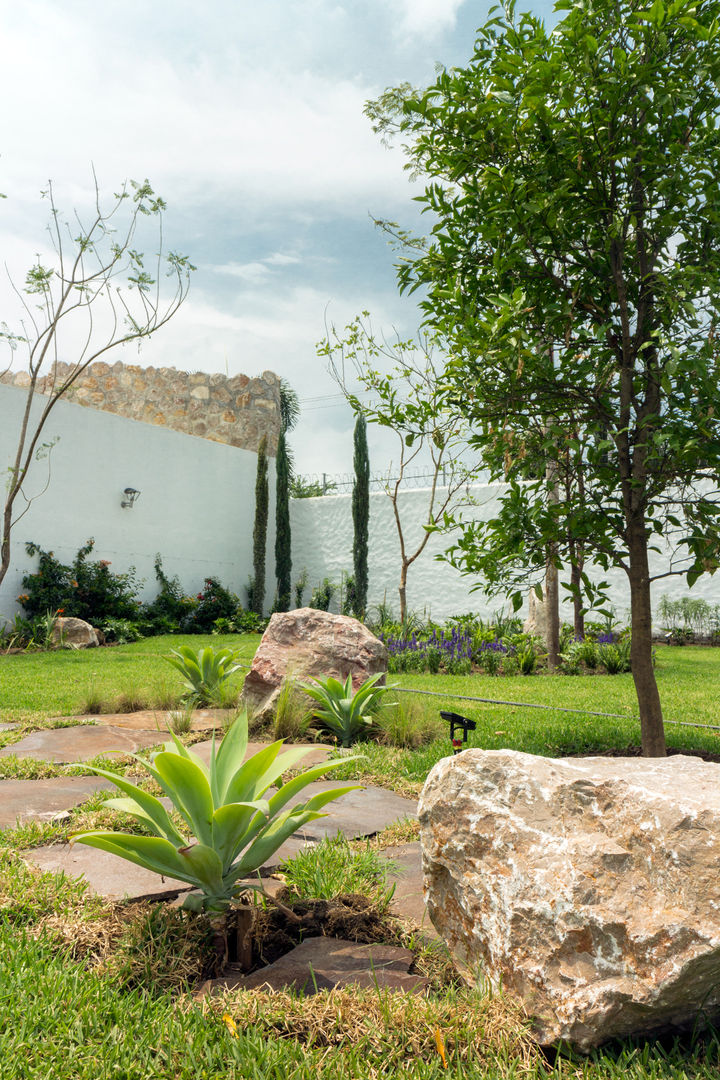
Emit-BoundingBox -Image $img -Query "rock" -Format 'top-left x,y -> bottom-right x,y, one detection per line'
241,608 -> 387,721
419,750 -> 720,1050
50,617 -> 99,648
522,588 -> 548,639
199,936 -> 429,997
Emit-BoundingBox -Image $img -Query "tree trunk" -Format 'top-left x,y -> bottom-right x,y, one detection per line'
545,458 -> 560,669
398,564 -> 408,625
545,558 -> 560,670
570,556 -> 585,639
628,522 -> 666,756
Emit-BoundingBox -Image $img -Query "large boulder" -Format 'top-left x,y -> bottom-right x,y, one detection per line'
420,750 -> 720,1050
50,616 -> 99,649
240,607 -> 386,721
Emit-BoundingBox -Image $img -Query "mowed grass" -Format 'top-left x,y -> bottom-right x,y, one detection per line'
3,643 -> 720,1077
0,633 -> 260,721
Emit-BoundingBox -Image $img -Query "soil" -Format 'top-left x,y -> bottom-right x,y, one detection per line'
207,893 -> 401,980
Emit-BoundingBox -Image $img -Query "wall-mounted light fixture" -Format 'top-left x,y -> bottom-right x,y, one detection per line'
121,487 -> 141,509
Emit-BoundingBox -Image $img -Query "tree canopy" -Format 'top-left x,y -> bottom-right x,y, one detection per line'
368,0 -> 720,754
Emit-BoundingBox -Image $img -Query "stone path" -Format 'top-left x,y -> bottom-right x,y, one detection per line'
4,714 -> 438,973
0,725 -> 164,763
0,777 -> 115,829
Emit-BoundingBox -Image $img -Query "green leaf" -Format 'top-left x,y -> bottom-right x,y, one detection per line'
152,752 -> 214,845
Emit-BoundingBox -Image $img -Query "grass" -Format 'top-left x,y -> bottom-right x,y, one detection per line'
0,633 -> 258,722
3,640 -> 720,1077
279,834 -> 398,910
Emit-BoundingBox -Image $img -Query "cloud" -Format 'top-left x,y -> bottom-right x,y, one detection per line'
391,0 -> 467,37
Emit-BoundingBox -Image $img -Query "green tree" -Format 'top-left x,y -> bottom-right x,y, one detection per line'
275,380 -> 299,611
274,431 -> 292,610
368,0 -> 720,755
351,413 -> 370,618
0,177 -> 193,591
251,435 -> 269,616
322,315 -> 472,624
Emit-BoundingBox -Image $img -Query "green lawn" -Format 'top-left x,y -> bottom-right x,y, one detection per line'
2,640 -> 720,1078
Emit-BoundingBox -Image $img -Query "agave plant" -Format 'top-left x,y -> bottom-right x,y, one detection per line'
301,672 -> 390,748
71,711 -> 360,912
164,644 -> 242,706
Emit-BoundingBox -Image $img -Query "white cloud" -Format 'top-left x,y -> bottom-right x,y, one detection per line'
391,0 -> 467,37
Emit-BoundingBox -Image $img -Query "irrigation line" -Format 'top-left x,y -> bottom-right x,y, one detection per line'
234,659 -> 720,734
391,686 -> 720,734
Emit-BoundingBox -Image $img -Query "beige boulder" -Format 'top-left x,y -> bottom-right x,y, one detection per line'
240,608 -> 386,721
50,616 -> 99,649
419,750 -> 720,1050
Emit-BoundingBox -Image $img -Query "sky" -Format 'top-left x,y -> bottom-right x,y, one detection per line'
0,0 -> 555,480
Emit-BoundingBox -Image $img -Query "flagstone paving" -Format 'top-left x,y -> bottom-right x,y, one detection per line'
0,724 -> 164,763
0,777 -> 115,829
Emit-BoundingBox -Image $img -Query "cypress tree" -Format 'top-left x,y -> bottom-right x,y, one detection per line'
274,431 -> 292,610
352,413 -> 369,618
251,435 -> 268,615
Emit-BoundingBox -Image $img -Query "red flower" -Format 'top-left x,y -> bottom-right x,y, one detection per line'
56,608 -> 65,614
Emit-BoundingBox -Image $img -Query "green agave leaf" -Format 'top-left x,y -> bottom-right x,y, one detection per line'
296,785 -> 361,814
265,756 -> 364,824
162,726 -> 210,780
212,713 -> 249,804
227,809 -> 326,882
223,741 -> 284,804
72,832 -> 201,886
84,765 -> 186,845
152,752 -> 214,845
211,799 -> 270,872
177,843 -> 224,892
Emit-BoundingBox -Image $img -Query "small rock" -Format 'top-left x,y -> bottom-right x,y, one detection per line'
51,617 -> 99,649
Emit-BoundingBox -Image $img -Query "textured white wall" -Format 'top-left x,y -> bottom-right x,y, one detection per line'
290,484 -> 719,623
0,384 -> 275,622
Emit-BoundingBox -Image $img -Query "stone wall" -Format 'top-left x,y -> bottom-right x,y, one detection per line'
0,361 -> 281,453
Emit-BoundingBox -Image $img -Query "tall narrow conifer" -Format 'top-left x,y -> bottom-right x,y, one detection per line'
251,435 -> 268,615
274,431 -> 292,610
352,413 -> 369,618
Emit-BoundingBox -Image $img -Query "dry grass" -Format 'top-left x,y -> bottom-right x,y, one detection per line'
33,903 -> 213,992
198,983 -> 540,1075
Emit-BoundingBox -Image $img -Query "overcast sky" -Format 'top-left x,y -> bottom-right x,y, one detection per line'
1,0 -> 555,479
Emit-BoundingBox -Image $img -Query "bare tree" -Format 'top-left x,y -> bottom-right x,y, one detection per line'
0,176 -> 194,589
321,313 -> 473,623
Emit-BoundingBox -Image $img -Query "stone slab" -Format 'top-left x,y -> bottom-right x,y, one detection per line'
292,784 -> 417,842
0,777 -> 115,830
0,725 -> 164,763
69,710 -> 232,733
379,842 -> 439,940
0,723 -> 17,732
25,844 -> 190,901
201,936 -> 429,996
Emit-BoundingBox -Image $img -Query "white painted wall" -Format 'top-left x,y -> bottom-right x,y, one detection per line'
0,384 -> 275,623
290,483 -> 720,623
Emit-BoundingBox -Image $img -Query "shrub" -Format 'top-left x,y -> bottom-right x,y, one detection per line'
142,555 -> 197,633
20,540 -> 139,622
309,577 -> 337,611
179,577 -> 239,633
